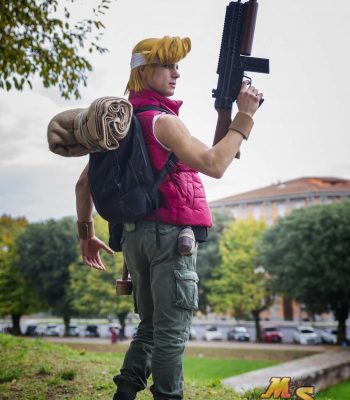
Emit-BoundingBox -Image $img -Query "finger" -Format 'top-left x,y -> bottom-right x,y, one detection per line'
91,260 -> 104,271
82,256 -> 91,266
89,258 -> 104,271
86,256 -> 101,270
96,255 -> 106,271
95,257 -> 106,271
101,242 -> 114,255
241,80 -> 249,90
249,86 -> 256,93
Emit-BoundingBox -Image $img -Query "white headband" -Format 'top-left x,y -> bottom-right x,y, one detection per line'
130,53 -> 160,70
130,53 -> 146,69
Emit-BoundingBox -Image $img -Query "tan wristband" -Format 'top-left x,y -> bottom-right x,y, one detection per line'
229,112 -> 254,140
77,221 -> 95,240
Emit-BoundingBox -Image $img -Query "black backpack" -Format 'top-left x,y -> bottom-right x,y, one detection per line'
88,106 -> 177,251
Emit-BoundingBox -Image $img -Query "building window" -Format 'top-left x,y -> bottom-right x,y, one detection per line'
253,204 -> 261,220
294,199 -> 305,209
323,197 -> 333,204
277,202 -> 286,217
265,202 -> 273,225
230,207 -> 238,219
241,205 -> 248,219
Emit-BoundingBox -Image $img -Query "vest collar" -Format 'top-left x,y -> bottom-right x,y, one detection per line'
128,89 -> 183,116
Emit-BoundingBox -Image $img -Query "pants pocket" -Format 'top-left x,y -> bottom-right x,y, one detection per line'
173,269 -> 199,310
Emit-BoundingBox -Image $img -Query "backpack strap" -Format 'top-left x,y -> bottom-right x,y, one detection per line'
133,105 -> 179,194
134,105 -> 172,114
134,106 -> 179,248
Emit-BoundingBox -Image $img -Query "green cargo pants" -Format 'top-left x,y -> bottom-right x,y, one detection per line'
113,220 -> 198,400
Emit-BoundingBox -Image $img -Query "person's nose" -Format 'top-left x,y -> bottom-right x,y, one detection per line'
172,67 -> 180,79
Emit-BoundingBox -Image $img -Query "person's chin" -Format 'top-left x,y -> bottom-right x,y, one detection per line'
154,87 -> 175,97
167,87 -> 176,96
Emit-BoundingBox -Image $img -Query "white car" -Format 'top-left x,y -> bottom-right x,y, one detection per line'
227,326 -> 250,342
44,325 -> 60,337
189,326 -> 197,340
320,329 -> 337,344
292,326 -> 320,345
204,326 -> 223,341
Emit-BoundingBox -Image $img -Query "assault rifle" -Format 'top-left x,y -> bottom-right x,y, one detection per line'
212,0 -> 269,145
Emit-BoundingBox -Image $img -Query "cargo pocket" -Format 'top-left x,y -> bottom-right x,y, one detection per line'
173,269 -> 199,310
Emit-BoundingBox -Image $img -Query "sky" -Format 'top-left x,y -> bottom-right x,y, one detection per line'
1,0 -> 350,222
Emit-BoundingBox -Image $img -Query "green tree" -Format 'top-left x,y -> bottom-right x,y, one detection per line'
208,218 -> 271,342
196,209 -> 233,314
0,0 -> 113,99
0,215 -> 42,335
258,201 -> 350,345
69,214 -> 133,336
16,217 -> 79,335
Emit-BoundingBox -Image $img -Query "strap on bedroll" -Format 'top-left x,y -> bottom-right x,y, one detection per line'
134,106 -> 178,248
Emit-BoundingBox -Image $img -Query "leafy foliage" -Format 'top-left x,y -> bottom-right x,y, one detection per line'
196,209 -> 234,313
0,0 -> 113,99
208,218 -> 272,341
0,215 -> 42,334
15,217 -> 79,331
258,200 -> 350,343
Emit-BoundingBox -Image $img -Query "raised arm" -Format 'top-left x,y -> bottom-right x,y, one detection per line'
155,81 -> 262,178
75,163 -> 113,271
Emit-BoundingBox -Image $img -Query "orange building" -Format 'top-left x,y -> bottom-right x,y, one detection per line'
209,176 -> 350,321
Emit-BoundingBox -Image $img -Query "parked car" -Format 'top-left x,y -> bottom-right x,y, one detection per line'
320,328 -> 337,344
44,325 -> 60,337
227,326 -> 250,342
24,324 -> 44,337
189,326 -> 197,340
319,329 -> 350,345
68,325 -> 80,337
261,326 -> 283,343
85,324 -> 100,338
292,326 -> 320,345
204,326 -> 223,341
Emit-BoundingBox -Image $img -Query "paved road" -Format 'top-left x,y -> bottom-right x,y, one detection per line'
43,337 -> 329,352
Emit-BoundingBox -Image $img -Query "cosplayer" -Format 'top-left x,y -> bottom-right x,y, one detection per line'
75,36 -> 262,400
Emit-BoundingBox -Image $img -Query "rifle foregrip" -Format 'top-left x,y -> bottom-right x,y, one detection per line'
241,0 -> 258,56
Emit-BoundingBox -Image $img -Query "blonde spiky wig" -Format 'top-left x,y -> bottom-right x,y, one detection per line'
125,36 -> 191,93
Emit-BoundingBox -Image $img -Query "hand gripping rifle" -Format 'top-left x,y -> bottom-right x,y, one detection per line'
212,0 -> 269,145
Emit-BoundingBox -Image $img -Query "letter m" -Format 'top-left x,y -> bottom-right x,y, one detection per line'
260,377 -> 292,399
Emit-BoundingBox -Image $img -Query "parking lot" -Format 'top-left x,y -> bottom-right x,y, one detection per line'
1,318 -> 349,346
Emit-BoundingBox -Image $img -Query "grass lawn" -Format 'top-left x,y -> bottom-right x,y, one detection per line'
317,379 -> 350,400
0,334 -> 347,399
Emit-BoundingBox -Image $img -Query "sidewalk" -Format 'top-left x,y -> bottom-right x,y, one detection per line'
222,348 -> 350,393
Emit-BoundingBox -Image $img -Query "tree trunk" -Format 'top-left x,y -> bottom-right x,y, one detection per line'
335,305 -> 349,345
252,310 -> 262,343
63,315 -> 70,337
11,314 -> 22,335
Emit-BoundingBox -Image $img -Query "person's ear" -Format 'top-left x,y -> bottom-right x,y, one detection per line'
139,65 -> 146,77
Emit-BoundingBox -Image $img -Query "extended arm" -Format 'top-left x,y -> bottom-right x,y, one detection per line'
75,164 -> 113,271
76,164 -> 94,222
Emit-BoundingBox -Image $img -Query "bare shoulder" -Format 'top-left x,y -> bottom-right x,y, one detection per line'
154,114 -> 191,150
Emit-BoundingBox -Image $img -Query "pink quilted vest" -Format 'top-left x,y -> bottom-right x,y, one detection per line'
128,90 -> 212,227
